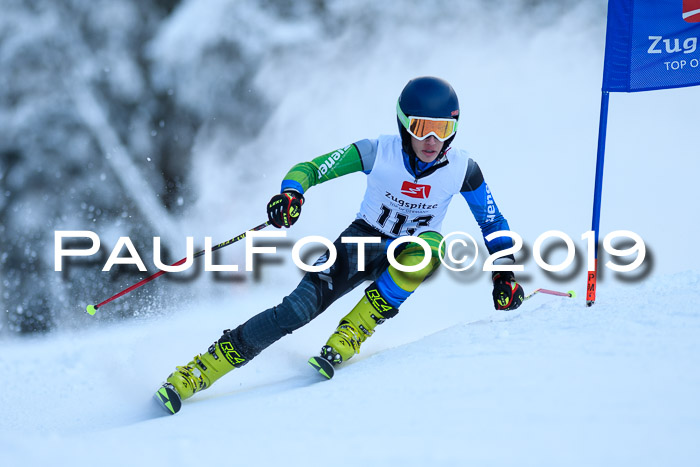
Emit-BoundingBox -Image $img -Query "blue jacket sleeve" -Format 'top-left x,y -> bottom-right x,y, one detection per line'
459,159 -> 514,257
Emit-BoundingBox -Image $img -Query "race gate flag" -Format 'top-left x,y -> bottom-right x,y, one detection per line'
603,0 -> 700,91
588,0 -> 700,306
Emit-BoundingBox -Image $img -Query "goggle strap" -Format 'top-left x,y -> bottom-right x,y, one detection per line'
397,101 -> 411,129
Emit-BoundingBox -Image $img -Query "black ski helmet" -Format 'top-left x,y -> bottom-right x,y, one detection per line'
396,76 -> 460,160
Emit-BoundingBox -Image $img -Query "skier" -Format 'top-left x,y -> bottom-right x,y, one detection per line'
158,76 -> 525,410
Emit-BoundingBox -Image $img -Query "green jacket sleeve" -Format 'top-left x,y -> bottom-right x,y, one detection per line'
280,143 -> 366,194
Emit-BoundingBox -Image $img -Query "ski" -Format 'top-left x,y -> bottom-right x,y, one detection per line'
308,356 -> 335,379
154,383 -> 182,415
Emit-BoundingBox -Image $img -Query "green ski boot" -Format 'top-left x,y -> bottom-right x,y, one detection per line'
321,286 -> 396,366
165,338 -> 246,401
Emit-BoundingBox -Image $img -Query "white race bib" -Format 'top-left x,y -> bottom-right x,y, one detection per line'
358,135 -> 468,237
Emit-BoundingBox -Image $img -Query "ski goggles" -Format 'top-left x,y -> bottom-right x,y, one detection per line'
397,102 -> 458,142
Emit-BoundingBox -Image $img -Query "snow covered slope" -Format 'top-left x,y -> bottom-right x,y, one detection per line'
2,1 -> 699,466
1,271 -> 698,466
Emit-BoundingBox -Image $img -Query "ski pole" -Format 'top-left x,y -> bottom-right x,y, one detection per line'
524,288 -> 576,302
86,221 -> 270,316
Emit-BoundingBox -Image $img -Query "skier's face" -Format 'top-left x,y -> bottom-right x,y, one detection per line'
411,135 -> 444,163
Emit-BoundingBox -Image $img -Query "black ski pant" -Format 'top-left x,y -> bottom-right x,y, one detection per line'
224,219 -> 395,362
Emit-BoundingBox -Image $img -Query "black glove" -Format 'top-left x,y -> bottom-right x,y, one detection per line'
266,190 -> 304,228
492,271 -> 524,310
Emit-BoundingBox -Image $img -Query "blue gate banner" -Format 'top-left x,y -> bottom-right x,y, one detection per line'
603,0 -> 700,92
